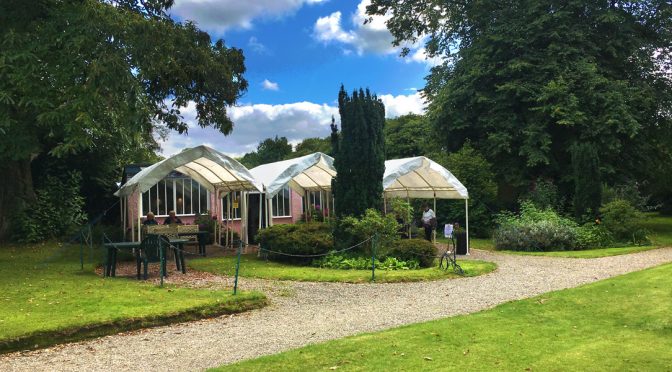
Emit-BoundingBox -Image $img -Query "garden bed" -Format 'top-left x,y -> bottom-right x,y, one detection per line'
188,254 -> 496,283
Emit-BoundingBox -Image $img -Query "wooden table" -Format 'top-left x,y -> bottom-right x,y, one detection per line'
104,238 -> 190,278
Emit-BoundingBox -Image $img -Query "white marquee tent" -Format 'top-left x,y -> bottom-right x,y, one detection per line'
115,145 -> 263,242
250,152 -> 336,226
383,156 -> 470,253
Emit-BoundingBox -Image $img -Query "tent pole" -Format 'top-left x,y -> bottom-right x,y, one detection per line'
406,191 -> 411,239
465,199 -> 470,255
225,192 -> 230,247
267,198 -> 274,227
433,193 -> 437,243
258,192 -> 263,231
137,192 -> 142,242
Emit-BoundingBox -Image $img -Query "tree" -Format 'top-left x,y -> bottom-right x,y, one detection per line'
290,137 -> 333,158
429,143 -> 498,237
368,0 -> 672,198
239,136 -> 293,168
0,0 -> 248,238
384,114 -> 435,159
332,86 -> 386,217
572,143 -> 602,219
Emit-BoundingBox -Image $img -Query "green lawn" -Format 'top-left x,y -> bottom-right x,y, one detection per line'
216,263 -> 672,371
439,213 -> 672,258
0,243 -> 267,353
189,255 -> 496,283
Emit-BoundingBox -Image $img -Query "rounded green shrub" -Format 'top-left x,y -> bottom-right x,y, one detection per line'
600,199 -> 648,244
388,239 -> 437,268
256,222 -> 333,264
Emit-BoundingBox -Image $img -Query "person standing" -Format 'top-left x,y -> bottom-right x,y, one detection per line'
421,204 -> 436,241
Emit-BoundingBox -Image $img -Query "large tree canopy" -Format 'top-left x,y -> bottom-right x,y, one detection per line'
368,0 -> 672,200
0,0 -> 248,239
238,136 -> 293,168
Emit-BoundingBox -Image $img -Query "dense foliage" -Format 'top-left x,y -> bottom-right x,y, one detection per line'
368,0 -> 672,211
0,0 -> 247,240
340,209 -> 400,256
332,86 -> 386,218
572,143 -> 602,219
600,200 -> 647,244
256,223 -> 333,264
238,136 -> 293,168
388,239 -> 438,268
384,114 -> 433,159
313,254 -> 419,271
430,143 -> 498,236
12,171 -> 87,243
495,202 -> 612,251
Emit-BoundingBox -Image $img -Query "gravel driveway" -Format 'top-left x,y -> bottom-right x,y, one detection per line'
2,247 -> 672,371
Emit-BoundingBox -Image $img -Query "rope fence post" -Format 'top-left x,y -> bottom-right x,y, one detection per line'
233,239 -> 242,295
159,243 -> 164,288
371,234 -> 376,282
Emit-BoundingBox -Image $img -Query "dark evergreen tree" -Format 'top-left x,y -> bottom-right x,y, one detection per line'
330,115 -> 340,156
572,143 -> 602,219
332,86 -> 386,217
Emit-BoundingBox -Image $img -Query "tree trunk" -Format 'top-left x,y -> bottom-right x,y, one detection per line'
0,159 -> 36,241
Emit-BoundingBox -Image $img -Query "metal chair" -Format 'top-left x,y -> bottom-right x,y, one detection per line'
137,234 -> 167,280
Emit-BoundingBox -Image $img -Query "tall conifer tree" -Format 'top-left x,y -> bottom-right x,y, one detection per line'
332,86 -> 386,217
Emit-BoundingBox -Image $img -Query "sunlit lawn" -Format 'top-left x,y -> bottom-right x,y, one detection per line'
215,263 -> 672,371
189,254 -> 496,283
0,243 -> 266,352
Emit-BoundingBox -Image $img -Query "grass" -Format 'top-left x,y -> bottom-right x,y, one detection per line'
189,255 -> 496,283
215,263 -> 672,371
0,243 -> 267,353
439,213 -> 672,258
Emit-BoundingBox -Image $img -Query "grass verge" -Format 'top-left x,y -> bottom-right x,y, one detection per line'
189,255 -> 496,283
215,263 -> 672,371
0,243 -> 267,353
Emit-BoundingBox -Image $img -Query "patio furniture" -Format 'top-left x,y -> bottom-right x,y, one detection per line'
138,234 -> 166,280
103,237 -> 189,278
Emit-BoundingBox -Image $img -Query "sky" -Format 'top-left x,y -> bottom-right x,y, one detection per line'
161,0 -> 435,157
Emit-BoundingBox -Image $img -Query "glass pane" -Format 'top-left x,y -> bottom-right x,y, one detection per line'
184,179 -> 192,214
155,181 -> 164,215
200,183 -> 208,214
175,179 -> 184,215
284,187 -> 290,216
166,180 -> 174,214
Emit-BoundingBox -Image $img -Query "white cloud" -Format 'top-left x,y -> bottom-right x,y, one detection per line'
261,79 -> 280,91
312,0 -> 436,66
159,93 -> 424,157
379,92 -> 425,118
248,36 -> 270,54
170,0 -> 328,33
313,1 -> 395,55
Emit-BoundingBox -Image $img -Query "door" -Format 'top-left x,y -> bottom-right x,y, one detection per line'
247,193 -> 267,244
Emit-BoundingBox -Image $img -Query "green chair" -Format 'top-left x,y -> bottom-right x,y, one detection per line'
137,234 -> 167,280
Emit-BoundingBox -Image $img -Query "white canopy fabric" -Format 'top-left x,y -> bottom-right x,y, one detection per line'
115,145 -> 262,197
383,156 -> 469,200
250,152 -> 336,199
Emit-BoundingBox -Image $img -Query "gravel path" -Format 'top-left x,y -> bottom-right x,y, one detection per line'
2,247 -> 672,371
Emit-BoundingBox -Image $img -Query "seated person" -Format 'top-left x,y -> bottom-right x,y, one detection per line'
143,212 -> 158,225
164,210 -> 183,225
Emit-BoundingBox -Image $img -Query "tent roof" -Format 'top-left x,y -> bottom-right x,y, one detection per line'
250,152 -> 336,198
383,156 -> 469,199
114,145 -> 262,197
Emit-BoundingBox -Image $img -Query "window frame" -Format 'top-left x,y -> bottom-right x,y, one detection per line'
141,177 -> 210,217
272,186 -> 292,218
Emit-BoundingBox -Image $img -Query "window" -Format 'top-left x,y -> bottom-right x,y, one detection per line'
307,190 -> 332,216
222,191 -> 242,220
272,186 -> 291,217
141,177 -> 209,216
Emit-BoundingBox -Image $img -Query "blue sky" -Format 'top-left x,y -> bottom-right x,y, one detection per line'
162,0 -> 434,156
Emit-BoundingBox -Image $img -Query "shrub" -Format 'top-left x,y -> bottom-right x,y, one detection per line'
575,224 -> 613,250
602,181 -> 656,212
340,209 -> 400,255
493,202 -> 578,252
388,238 -> 437,268
12,171 -> 87,243
256,222 -> 333,264
600,199 -> 648,244
313,254 -> 419,270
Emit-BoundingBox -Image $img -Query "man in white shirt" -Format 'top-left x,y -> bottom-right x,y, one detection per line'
421,204 -> 436,241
